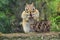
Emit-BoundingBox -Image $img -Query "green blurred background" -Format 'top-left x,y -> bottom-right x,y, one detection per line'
0,0 -> 60,33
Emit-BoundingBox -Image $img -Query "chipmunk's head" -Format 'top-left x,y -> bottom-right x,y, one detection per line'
25,3 -> 36,19
25,3 -> 36,13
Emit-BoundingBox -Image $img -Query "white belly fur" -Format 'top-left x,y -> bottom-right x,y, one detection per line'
23,22 -> 33,33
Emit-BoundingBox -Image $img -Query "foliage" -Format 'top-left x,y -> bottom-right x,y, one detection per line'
0,0 -> 60,33
0,12 -> 11,33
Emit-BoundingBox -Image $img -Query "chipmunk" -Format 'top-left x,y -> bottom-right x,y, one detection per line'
21,3 -> 39,33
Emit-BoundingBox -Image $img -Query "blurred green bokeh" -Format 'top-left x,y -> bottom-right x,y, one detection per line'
0,0 -> 60,33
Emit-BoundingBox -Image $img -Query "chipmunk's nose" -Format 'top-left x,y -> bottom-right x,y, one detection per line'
29,12 -> 33,19
30,13 -> 32,16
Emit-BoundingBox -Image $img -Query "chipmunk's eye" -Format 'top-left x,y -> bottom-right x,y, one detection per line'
25,8 -> 29,13
32,7 -> 35,12
26,9 -> 28,10
25,8 -> 28,11
32,7 -> 35,10
33,8 -> 35,10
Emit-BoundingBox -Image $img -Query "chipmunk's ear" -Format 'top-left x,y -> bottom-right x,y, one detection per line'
26,3 -> 28,5
31,2 -> 34,5
25,3 -> 28,7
